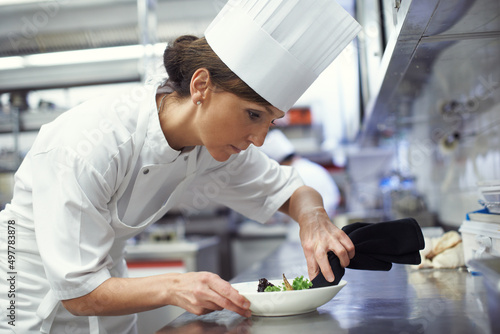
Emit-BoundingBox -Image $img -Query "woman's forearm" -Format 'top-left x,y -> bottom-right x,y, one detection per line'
279,185 -> 326,223
62,275 -> 173,316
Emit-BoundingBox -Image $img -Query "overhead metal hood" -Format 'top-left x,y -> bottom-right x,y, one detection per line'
358,0 -> 500,146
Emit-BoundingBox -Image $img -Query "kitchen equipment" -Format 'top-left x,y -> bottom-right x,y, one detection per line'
478,180 -> 500,214
468,257 -> 500,334
231,279 -> 347,316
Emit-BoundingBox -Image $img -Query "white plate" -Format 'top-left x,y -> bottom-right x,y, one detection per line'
232,279 -> 347,316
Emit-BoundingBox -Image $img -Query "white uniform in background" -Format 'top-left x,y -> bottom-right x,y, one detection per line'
290,158 -> 340,218
287,158 -> 341,241
0,85 -> 303,333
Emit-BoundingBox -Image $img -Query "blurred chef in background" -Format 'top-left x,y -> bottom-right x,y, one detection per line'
260,129 -> 341,240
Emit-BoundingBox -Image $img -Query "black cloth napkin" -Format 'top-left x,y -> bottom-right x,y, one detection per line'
311,218 -> 425,288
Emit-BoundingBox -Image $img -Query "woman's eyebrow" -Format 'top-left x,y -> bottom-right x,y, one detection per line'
264,106 -> 285,119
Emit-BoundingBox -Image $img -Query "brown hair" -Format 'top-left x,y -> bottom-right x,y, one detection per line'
163,35 -> 270,106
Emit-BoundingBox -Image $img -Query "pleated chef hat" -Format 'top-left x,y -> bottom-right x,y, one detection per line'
205,0 -> 361,111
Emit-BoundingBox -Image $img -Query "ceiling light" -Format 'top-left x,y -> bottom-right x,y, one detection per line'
0,43 -> 167,70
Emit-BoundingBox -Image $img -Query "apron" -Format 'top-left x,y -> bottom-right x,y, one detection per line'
35,87 -> 198,333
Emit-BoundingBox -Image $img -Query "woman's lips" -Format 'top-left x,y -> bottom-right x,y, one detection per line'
230,145 -> 242,154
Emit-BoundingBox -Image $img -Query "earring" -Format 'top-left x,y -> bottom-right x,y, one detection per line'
196,101 -> 202,105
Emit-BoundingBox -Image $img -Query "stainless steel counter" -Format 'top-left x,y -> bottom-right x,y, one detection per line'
156,241 -> 492,334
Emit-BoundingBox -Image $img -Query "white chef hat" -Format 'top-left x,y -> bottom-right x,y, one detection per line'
205,0 -> 361,111
259,129 -> 296,163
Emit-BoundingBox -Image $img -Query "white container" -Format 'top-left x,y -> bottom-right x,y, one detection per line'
459,220 -> 500,265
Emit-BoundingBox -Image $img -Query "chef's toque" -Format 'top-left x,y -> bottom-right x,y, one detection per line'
205,0 -> 362,111
259,129 -> 295,163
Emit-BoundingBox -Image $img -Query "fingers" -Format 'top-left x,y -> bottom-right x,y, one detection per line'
207,277 -> 251,317
315,247 -> 335,283
330,229 -> 354,268
305,249 -> 320,281
302,227 -> 355,283
304,242 -> 336,282
187,290 -> 250,317
341,232 -> 355,260
196,272 -> 251,317
172,272 -> 251,317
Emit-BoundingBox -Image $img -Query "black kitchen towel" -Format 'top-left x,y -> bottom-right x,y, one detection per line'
311,218 -> 425,288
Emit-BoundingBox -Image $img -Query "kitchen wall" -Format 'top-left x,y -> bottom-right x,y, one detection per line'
403,38 -> 500,227
355,0 -> 500,228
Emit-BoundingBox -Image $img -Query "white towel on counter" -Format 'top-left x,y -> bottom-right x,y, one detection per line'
413,231 -> 465,269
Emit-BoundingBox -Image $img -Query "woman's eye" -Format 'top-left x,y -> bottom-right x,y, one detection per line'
248,110 -> 260,120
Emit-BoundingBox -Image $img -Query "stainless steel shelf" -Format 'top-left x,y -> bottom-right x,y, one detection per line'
0,109 -> 65,133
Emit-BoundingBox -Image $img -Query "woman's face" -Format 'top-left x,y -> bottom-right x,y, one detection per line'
199,90 -> 285,162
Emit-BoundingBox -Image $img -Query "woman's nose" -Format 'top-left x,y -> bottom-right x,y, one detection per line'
248,126 -> 269,147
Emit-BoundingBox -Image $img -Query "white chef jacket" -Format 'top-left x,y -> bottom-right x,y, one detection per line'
0,84 -> 303,333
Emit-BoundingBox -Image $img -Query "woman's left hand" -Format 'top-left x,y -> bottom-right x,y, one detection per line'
280,186 -> 355,283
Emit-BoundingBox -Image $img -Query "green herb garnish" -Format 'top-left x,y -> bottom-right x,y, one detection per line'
292,275 -> 313,290
261,275 -> 312,292
264,285 -> 282,292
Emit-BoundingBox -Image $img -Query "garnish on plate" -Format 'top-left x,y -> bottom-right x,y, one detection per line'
257,274 -> 312,292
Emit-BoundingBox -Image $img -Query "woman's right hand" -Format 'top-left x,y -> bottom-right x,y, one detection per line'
166,272 -> 251,317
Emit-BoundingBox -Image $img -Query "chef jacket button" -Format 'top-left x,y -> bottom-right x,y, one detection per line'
184,156 -> 188,161
143,168 -> 149,175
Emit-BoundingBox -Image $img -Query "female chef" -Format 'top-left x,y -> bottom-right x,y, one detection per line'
0,0 -> 361,332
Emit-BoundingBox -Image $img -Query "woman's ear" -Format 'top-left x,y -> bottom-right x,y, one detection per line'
190,68 -> 210,106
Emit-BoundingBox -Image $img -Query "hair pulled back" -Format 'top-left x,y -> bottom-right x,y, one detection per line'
163,35 -> 270,105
